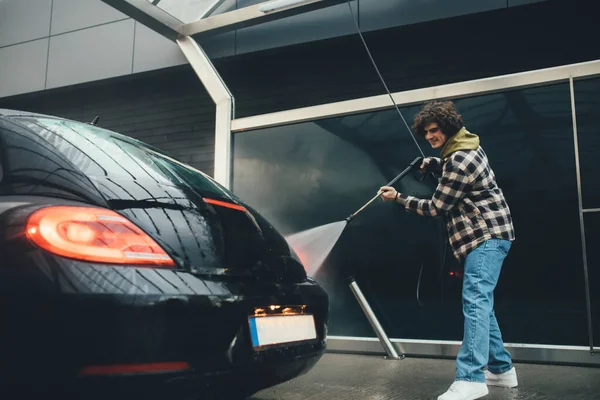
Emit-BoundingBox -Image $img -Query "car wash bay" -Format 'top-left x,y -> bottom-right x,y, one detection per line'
2,0 -> 600,398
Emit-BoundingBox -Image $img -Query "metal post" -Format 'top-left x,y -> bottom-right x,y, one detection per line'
347,276 -> 403,360
569,76 -> 595,352
176,35 -> 235,189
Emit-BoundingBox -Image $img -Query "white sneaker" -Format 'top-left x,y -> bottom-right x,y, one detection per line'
485,367 -> 518,388
437,381 -> 489,400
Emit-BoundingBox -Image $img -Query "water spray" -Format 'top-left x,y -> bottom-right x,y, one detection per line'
286,156 -> 432,280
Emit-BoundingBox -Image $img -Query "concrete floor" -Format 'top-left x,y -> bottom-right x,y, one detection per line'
251,353 -> 600,400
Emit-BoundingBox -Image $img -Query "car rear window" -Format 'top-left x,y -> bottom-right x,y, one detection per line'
15,117 -> 229,198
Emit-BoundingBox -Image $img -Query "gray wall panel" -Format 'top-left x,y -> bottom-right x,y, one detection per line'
50,0 -> 128,35
133,22 -> 234,74
360,0 -> 505,32
0,39 -> 49,98
235,1 -> 358,55
133,22 -> 187,74
0,0 -> 52,48
0,0 -> 554,99
46,20 -> 135,89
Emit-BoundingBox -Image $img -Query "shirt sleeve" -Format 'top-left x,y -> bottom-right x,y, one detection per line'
397,155 -> 472,217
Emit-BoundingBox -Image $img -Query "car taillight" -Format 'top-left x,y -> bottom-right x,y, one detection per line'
26,206 -> 175,267
204,198 -> 247,212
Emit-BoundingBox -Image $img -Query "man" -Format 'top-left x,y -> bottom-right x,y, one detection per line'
379,101 -> 518,400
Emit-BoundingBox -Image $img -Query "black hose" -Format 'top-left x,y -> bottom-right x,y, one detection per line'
345,0 -> 425,158
416,261 -> 424,306
346,0 -> 451,305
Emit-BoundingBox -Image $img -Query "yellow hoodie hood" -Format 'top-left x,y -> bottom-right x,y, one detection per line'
440,127 -> 480,159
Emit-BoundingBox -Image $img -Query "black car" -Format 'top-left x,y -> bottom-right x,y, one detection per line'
0,109 -> 329,399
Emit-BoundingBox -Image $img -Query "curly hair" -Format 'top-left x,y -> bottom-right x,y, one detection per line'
412,100 -> 464,138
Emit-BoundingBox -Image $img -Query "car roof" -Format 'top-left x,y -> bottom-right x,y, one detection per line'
0,108 -> 62,120
0,108 -> 174,159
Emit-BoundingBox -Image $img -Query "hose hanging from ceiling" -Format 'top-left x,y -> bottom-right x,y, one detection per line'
345,0 -> 450,305
345,0 -> 425,157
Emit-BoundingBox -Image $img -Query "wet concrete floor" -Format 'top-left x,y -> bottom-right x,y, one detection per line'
252,353 -> 600,400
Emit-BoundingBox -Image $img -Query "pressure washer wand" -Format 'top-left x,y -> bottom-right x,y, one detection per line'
345,157 -> 423,223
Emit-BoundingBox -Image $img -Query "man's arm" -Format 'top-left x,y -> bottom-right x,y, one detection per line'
396,156 -> 472,217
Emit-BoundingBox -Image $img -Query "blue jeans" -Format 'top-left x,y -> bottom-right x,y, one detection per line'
456,238 -> 513,382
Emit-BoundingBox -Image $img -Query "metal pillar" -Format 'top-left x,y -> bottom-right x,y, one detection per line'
176,35 -> 234,189
347,276 -> 403,360
569,76 -> 595,353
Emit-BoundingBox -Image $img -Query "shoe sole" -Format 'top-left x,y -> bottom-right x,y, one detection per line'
464,390 -> 489,400
486,380 -> 518,388
438,389 -> 489,400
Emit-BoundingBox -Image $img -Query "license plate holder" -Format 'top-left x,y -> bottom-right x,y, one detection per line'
248,314 -> 317,350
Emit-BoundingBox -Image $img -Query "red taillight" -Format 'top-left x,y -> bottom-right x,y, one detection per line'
80,362 -> 191,376
204,198 -> 247,212
26,206 -> 175,267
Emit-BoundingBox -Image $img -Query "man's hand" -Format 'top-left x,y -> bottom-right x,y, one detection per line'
420,157 -> 433,170
379,186 -> 398,202
420,157 -> 443,175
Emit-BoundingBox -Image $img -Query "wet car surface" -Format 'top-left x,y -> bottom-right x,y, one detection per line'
0,109 -> 329,399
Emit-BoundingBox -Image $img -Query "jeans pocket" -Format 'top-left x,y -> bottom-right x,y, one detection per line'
492,239 -> 511,255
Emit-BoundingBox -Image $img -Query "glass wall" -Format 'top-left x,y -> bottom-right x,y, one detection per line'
583,212 -> 600,348
232,81 -> 590,346
574,77 -> 600,347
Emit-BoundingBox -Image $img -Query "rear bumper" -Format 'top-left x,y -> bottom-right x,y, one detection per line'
6,351 -> 323,399
78,349 -> 322,399
0,261 -> 329,396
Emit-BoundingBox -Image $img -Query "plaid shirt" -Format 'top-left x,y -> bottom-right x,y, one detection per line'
397,146 -> 515,261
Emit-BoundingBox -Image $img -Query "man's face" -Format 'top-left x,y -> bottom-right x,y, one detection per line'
424,122 -> 447,149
